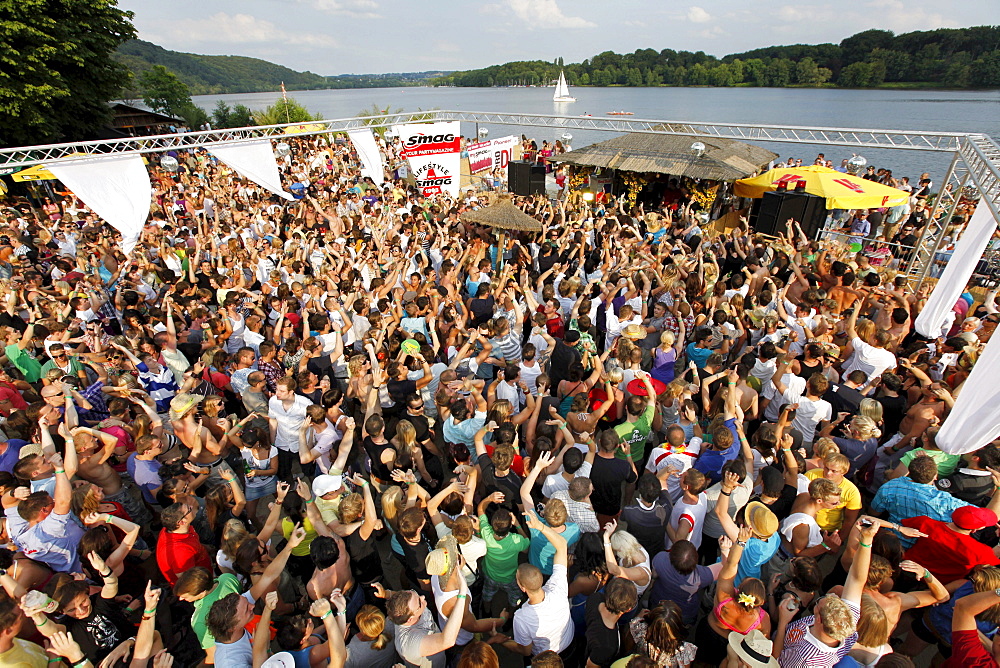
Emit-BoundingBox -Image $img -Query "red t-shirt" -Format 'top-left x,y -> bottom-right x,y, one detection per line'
156,528 -> 211,586
903,516 -> 1000,584
944,630 -> 998,668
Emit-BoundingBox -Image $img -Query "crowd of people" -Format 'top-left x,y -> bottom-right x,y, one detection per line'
0,130 -> 997,668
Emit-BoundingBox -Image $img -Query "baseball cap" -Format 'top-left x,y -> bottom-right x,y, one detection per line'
260,652 -> 296,668
952,506 -> 998,531
312,474 -> 343,497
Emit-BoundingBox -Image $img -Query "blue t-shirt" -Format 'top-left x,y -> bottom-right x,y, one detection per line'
127,454 -> 162,504
735,533 -> 781,586
929,581 -> 998,646
529,521 -> 580,575
694,418 -> 740,484
685,344 -> 713,369
0,439 -> 25,474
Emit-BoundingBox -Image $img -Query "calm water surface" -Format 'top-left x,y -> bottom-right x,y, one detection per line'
193,87 -> 1000,182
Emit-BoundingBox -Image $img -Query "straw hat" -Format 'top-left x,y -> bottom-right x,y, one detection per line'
622,324 -> 646,340
728,629 -> 779,667
168,393 -> 204,421
745,501 -> 779,538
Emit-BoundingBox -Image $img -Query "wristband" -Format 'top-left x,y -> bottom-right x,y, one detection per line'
105,515 -> 113,524
719,490 -> 731,496
37,617 -> 48,627
922,571 -> 933,580
821,542 -> 830,551
360,480 -> 368,487
72,660 -> 89,668
858,541 -> 872,548
55,469 -> 64,475
144,608 -> 157,614
335,609 -> 347,616
306,497 -> 316,503
456,594 -> 468,600
736,540 -> 747,548
100,570 -> 112,578
320,610 -> 333,620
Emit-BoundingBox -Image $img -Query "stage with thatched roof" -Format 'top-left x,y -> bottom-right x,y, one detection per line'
552,132 -> 777,181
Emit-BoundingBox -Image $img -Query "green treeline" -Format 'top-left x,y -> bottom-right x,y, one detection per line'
434,26 -> 1000,89
115,40 -> 439,96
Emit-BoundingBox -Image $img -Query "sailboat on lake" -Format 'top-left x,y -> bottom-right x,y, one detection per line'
553,70 -> 576,103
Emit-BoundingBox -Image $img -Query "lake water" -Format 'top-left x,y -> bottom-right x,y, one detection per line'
192,86 -> 1000,183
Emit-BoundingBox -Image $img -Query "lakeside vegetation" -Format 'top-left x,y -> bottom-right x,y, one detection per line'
433,26 -> 1000,90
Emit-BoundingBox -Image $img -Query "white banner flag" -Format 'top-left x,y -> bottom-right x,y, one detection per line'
45,154 -> 150,255
347,129 -> 385,185
938,330 -> 1000,454
467,135 -> 517,174
915,205 -> 997,337
207,139 -> 293,201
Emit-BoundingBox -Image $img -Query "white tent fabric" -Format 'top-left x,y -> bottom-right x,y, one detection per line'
938,330 -> 1000,454
347,129 -> 385,185
45,154 -> 150,255
915,205 -> 997,337
206,139 -> 293,201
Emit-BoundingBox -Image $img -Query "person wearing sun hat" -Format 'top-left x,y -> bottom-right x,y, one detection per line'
717,470 -> 781,585
901,505 -> 1000,584
728,628 -> 779,667
311,473 -> 347,526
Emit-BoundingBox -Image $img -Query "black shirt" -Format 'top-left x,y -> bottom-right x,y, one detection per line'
477,453 -> 522,514
823,384 -> 864,417
585,592 -> 621,668
387,378 -> 417,406
64,596 -> 132,663
877,395 -> 907,436
590,456 -> 638,516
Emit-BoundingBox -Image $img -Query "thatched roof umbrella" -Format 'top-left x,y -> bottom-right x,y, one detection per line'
460,194 -> 542,269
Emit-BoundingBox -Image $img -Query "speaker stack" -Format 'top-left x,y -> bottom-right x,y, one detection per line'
750,180 -> 826,239
508,161 -> 546,196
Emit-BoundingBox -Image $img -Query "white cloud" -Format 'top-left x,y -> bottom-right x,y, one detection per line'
865,0 -> 956,31
506,0 -> 596,29
144,12 -> 336,49
686,6 -> 712,23
295,0 -> 381,19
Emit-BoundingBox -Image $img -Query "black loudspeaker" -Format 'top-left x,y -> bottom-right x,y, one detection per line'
752,191 -> 826,239
508,161 -> 546,196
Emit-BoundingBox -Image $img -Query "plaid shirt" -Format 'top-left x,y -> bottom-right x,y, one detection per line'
77,381 -> 110,424
258,359 -> 285,393
551,489 -> 600,533
871,476 -> 969,546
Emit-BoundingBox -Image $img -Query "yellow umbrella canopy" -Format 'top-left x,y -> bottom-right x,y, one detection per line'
734,165 -> 909,209
11,165 -> 56,182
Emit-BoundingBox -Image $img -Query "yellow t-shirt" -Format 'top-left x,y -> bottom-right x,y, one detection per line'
315,493 -> 345,528
282,516 -> 318,557
806,468 -> 862,532
0,639 -> 47,668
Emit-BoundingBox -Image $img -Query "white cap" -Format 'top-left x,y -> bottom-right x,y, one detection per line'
312,474 -> 343,497
260,652 -> 296,668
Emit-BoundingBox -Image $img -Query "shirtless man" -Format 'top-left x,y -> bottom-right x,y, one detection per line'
71,425 -> 152,527
169,393 -> 225,469
874,371 -> 949,485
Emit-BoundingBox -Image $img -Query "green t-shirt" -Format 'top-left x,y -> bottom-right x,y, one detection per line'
40,356 -> 84,380
5,344 -> 41,383
478,513 -> 529,583
900,448 -> 962,478
192,573 -> 243,648
614,404 -> 655,462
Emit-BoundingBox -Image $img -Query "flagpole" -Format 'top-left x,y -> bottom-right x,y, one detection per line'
281,82 -> 290,124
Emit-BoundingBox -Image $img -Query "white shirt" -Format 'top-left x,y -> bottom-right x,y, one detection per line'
782,392 -> 832,444
646,439 -> 703,502
269,394 -> 312,452
666,494 -> 708,549
762,374 -> 807,423
841,337 -> 897,383
512,563 -> 574,655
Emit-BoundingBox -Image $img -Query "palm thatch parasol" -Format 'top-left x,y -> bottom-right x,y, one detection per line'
460,193 -> 543,232
460,194 -> 542,270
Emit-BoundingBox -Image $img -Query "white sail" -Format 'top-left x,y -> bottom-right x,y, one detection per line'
553,70 -> 575,102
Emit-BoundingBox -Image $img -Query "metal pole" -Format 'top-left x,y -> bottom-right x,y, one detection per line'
905,151 -> 959,290
914,172 -> 971,292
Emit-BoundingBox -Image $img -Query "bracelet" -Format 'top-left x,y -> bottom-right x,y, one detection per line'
100,570 -> 112,578
104,515 -> 113,524
859,541 -> 872,548
456,594 -> 468,600
821,542 -> 830,551
144,608 -> 157,614
360,480 -> 368,487
922,571 -> 933,580
55,469 -> 64,475
38,617 -> 48,627
72,660 -> 89,668
335,609 -> 347,616
719,490 -> 731,496
306,497 -> 316,503
736,540 -> 747,548
320,610 -> 333,620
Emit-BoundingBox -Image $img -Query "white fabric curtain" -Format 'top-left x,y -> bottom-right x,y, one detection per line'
938,331 -> 1000,454
347,129 -> 385,185
915,205 -> 997,337
45,154 -> 150,255
206,139 -> 293,201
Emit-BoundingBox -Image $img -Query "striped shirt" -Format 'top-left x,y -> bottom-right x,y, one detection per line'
779,599 -> 859,667
136,362 -> 179,413
492,308 -> 521,362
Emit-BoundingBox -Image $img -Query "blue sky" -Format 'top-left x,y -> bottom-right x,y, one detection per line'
119,0 -> 1000,74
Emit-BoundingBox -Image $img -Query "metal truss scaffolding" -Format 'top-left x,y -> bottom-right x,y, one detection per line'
0,110 -> 997,288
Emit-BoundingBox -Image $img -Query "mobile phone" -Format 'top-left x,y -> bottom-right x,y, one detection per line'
860,518 -> 874,528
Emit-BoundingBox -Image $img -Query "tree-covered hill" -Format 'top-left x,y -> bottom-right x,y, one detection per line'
434,26 -> 1000,89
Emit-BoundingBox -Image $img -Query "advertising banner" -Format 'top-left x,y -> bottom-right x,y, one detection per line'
393,121 -> 461,158
406,152 -> 461,198
467,135 -> 517,174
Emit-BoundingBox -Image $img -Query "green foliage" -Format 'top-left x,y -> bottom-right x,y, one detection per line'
434,25 -> 1000,91
211,101 -> 254,129
114,39 -> 442,96
251,98 -> 323,126
139,65 -> 191,117
0,0 -> 136,146
356,103 -> 402,136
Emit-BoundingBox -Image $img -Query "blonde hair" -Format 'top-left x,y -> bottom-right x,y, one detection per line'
812,438 -> 840,461
355,605 -> 390,650
220,519 -> 250,560
970,567 -> 1000,625
850,415 -> 881,441
824,453 -> 850,473
659,331 -> 675,347
610,530 -> 645,568
543,498 -> 568,528
854,319 -> 877,346
338,493 -> 364,524
395,420 -> 416,449
818,594 -> 857,641
607,367 -> 624,384
858,398 -> 883,423
381,485 -> 405,533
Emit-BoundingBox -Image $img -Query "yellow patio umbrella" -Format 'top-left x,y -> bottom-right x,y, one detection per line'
11,164 -> 56,182
734,165 -> 909,209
